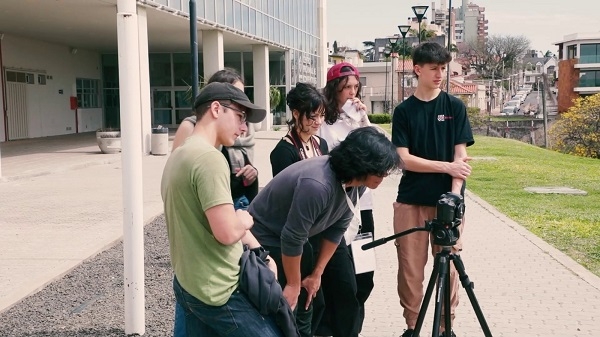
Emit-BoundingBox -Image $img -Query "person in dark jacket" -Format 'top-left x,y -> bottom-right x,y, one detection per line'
251,127 -> 402,337
270,82 -> 328,177
269,82 -> 328,335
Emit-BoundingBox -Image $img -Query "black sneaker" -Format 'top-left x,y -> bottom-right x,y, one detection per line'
439,330 -> 456,337
401,329 -> 414,337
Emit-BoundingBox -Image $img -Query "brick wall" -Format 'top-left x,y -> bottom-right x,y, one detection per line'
557,59 -> 580,113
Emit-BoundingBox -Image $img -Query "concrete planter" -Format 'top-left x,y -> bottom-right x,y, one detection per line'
96,130 -> 121,154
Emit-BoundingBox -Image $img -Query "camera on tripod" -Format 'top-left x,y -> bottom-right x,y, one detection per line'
429,192 -> 465,247
361,191 -> 493,337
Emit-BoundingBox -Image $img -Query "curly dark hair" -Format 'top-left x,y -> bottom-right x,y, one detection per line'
323,67 -> 362,125
286,82 -> 326,132
329,126 -> 402,183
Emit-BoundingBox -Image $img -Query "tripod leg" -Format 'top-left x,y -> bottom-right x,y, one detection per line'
431,254 -> 448,337
413,255 -> 441,337
452,255 -> 493,337
443,261 -> 452,336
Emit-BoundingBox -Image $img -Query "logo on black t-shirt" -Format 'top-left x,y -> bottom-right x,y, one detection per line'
437,114 -> 454,122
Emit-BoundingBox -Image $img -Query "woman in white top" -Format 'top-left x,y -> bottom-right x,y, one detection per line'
314,62 -> 375,337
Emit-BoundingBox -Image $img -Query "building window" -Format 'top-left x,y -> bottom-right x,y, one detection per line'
6,71 -> 34,84
76,78 -> 100,108
580,43 -> 600,64
567,45 -> 577,59
359,77 -> 367,86
579,71 -> 600,87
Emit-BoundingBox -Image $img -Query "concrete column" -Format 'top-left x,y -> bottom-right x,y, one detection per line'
317,0 -> 327,88
285,50 -> 292,121
202,30 -> 224,81
137,7 -> 151,154
253,44 -> 270,131
116,0 -> 145,335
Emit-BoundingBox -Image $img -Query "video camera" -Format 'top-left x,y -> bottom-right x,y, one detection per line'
362,192 -> 466,251
429,192 -> 465,247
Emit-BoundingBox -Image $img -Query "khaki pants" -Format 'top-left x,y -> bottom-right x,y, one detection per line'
393,202 -> 464,329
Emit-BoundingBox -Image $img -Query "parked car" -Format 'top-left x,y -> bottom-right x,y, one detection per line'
505,99 -> 521,109
512,94 -> 525,104
502,106 -> 517,115
520,84 -> 532,93
516,90 -> 529,99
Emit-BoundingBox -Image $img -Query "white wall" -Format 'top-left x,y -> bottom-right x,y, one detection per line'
1,34 -> 102,140
357,66 -> 390,113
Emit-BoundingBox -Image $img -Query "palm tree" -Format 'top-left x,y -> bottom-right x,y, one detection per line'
390,40 -> 412,58
409,23 -> 437,42
362,41 -> 375,62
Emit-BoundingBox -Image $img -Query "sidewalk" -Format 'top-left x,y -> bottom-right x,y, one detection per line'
1,132 -> 599,336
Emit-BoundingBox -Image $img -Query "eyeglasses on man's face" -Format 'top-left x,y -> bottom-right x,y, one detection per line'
221,103 -> 247,124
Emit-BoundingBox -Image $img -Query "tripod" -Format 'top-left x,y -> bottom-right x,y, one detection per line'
362,221 -> 493,337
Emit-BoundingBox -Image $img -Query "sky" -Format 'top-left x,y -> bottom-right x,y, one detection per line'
327,0 -> 600,54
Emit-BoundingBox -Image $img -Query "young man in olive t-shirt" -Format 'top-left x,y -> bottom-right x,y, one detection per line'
391,42 -> 475,337
161,82 -> 282,337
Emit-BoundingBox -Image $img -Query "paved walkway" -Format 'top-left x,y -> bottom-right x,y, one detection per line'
0,131 -> 599,336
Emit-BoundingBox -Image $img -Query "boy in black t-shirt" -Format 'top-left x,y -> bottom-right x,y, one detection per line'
391,42 -> 475,337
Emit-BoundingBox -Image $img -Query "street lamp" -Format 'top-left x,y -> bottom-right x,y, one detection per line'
501,53 -> 506,108
389,37 -> 398,112
446,0 -> 452,93
412,5 -> 429,44
398,25 -> 411,103
383,47 -> 391,113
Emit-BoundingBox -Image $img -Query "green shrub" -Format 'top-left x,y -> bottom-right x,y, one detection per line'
466,107 -> 486,129
368,113 -> 392,124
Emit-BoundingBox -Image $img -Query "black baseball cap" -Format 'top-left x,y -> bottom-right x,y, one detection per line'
193,82 -> 267,123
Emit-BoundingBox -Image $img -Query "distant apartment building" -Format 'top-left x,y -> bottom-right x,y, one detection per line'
427,0 -> 487,47
455,0 -> 487,45
555,32 -> 600,112
430,0 -> 456,46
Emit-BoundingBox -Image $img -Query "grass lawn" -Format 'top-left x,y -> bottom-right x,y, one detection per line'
467,136 -> 600,276
375,123 -> 600,276
379,123 -> 391,134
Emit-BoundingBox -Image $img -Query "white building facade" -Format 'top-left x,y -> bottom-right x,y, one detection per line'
0,0 -> 326,143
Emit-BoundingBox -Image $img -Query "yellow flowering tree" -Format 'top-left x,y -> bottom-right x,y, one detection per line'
550,93 -> 600,158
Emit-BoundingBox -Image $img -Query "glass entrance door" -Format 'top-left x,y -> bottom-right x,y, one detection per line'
152,88 -> 192,127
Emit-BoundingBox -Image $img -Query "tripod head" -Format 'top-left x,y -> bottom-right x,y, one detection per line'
362,192 -> 464,250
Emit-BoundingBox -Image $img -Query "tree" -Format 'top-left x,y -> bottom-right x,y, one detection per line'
465,35 -> 530,79
544,50 -> 555,58
409,23 -> 437,42
362,40 -> 375,61
389,40 -> 413,58
550,93 -> 600,158
333,40 -> 339,54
